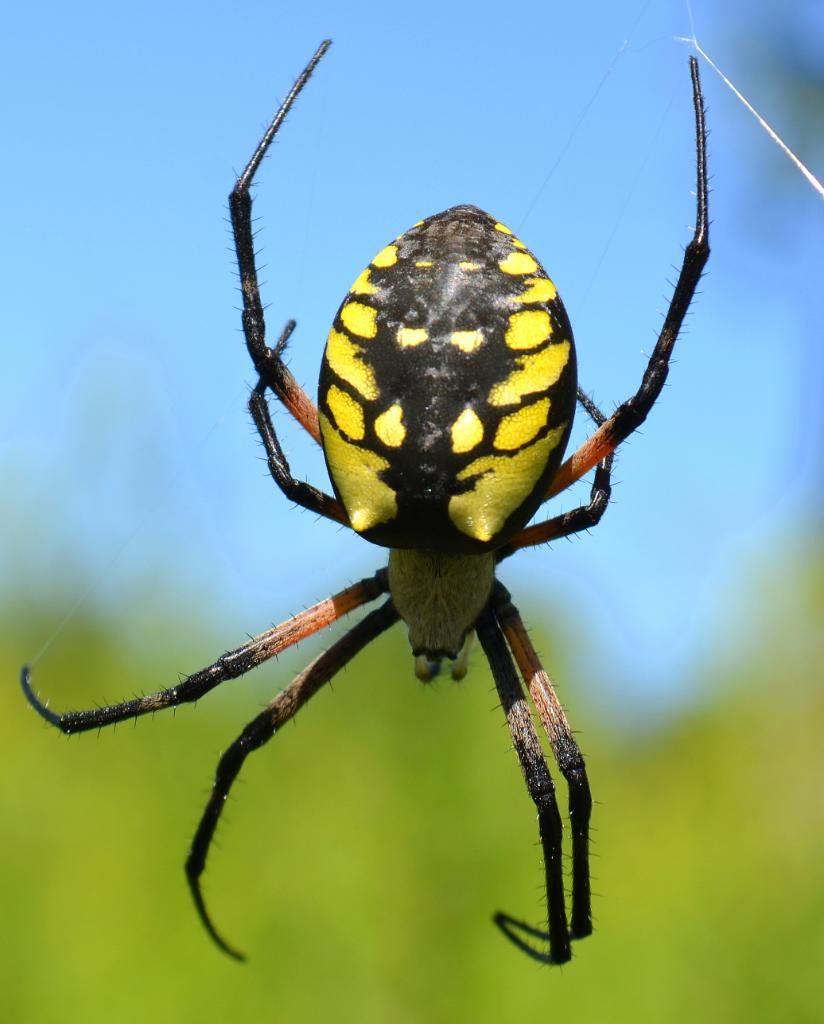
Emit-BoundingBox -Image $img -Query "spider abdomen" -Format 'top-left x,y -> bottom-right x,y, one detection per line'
318,204 -> 577,554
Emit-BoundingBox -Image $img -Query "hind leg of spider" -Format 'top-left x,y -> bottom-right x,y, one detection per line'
476,603 -> 571,964
186,598 -> 399,960
493,582 -> 592,943
21,572 -> 386,733
546,57 -> 709,501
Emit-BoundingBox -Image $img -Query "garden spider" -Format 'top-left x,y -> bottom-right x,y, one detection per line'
22,41 -> 709,965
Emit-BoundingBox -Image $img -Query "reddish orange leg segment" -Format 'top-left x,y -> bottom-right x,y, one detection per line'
545,55 -> 709,501
495,584 -> 592,940
228,40 -> 345,523
477,600 -> 571,964
21,570 -> 387,734
260,319 -> 322,444
229,39 -> 329,446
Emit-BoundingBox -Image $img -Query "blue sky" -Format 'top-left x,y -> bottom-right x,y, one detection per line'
3,0 -> 822,720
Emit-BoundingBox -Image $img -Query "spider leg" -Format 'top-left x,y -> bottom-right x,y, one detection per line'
256,318 -> 322,444
546,56 -> 709,502
575,387 -> 606,427
250,378 -> 348,524
493,581 -> 592,942
229,41 -> 342,518
185,597 -> 399,960
21,571 -> 386,733
229,38 -> 328,383
498,388 -> 613,560
476,601 -> 571,964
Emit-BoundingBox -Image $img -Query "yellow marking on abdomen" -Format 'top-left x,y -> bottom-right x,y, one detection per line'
397,326 -> 429,347
494,398 -> 550,450
505,309 -> 552,350
450,329 -> 484,353
459,261 -> 481,271
326,384 -> 365,441
325,328 -> 379,401
340,301 -> 378,339
499,252 -> 538,276
489,340 -> 571,406
494,222 -> 513,234
516,277 -> 557,304
448,425 -> 567,542
350,269 -> 377,296
319,411 -> 397,533
375,404 -> 406,447
450,408 -> 484,454
372,244 -> 398,268
415,259 -> 433,268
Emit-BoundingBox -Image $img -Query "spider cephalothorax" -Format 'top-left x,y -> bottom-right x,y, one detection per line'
22,41 -> 709,965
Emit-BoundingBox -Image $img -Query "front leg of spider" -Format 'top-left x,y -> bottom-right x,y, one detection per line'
229,42 -> 333,448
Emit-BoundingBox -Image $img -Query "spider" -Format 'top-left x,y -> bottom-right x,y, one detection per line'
22,41 -> 709,965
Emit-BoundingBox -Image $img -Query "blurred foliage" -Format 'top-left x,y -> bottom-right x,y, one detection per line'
2,540 -> 822,1024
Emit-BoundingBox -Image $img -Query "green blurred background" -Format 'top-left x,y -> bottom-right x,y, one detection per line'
3,547 -> 823,1022
3,1 -> 823,1021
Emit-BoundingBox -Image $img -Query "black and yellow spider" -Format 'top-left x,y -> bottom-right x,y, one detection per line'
22,41 -> 709,965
